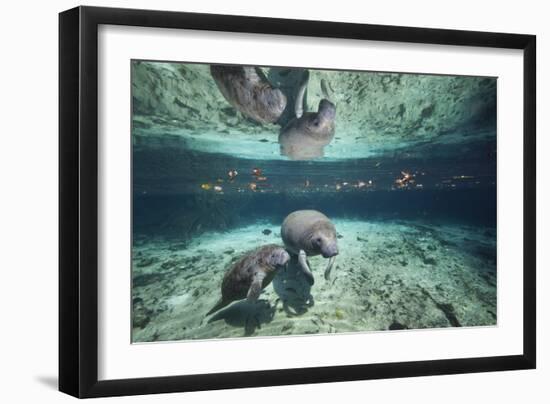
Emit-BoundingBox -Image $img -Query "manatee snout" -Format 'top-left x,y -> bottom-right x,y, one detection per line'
312,234 -> 338,258
321,241 -> 339,259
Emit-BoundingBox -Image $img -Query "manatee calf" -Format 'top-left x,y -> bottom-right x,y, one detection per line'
206,245 -> 290,316
210,65 -> 287,124
281,210 -> 339,285
278,99 -> 336,160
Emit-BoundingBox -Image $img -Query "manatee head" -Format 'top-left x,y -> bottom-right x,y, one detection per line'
308,222 -> 339,258
267,247 -> 291,268
278,99 -> 336,160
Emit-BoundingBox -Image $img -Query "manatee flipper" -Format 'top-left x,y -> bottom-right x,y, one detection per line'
206,298 -> 229,316
247,268 -> 267,301
298,249 -> 315,285
320,78 -> 333,99
294,70 -> 310,119
324,255 -> 336,280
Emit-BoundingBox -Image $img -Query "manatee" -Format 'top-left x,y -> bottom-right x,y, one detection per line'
281,210 -> 339,285
206,244 -> 290,316
210,65 -> 287,124
278,99 -> 336,160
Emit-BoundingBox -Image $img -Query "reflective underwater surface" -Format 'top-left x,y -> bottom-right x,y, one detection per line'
131,61 -> 497,342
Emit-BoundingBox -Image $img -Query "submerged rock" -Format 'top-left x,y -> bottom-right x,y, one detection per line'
419,286 -> 462,327
423,256 -> 437,266
189,255 -> 201,264
161,259 -> 179,270
388,321 -> 407,330
133,273 -> 165,287
136,257 -> 158,267
133,311 -> 150,329
262,229 -> 272,235
168,243 -> 187,252
437,303 -> 461,327
281,322 -> 294,332
133,300 -> 153,329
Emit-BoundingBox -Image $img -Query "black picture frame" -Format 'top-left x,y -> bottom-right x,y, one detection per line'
59,5 -> 536,398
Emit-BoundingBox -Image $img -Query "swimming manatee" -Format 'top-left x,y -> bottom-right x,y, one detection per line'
206,245 -> 290,316
281,210 -> 339,285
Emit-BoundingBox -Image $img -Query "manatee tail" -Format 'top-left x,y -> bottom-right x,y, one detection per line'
206,298 -> 229,317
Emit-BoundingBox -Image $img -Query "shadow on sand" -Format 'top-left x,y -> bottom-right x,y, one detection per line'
272,256 -> 314,316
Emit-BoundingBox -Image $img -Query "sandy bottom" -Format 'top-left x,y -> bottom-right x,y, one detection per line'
131,219 -> 496,342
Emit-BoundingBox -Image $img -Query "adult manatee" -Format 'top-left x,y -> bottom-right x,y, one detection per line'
281,210 -> 339,285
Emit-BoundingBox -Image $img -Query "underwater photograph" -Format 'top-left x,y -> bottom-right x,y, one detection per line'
131,60 -> 497,343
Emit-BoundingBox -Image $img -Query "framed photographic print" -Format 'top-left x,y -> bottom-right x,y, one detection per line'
59,6 -> 536,398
